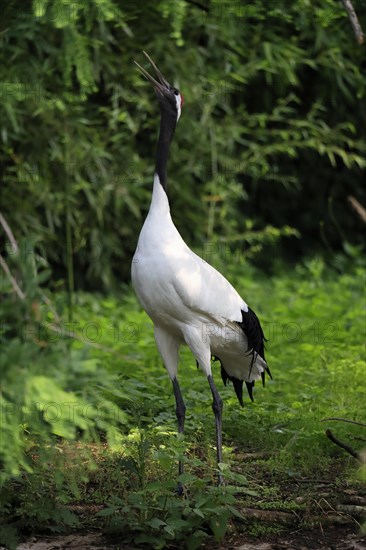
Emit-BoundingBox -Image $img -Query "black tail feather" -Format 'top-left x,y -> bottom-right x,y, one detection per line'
233,379 -> 244,407
220,364 -> 228,386
220,364 -> 244,406
237,307 -> 267,364
245,381 -> 254,402
213,330 -> 271,406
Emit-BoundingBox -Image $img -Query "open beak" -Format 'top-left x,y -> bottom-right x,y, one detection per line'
134,51 -> 171,95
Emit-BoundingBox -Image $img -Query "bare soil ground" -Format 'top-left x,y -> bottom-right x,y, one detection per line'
13,526 -> 366,550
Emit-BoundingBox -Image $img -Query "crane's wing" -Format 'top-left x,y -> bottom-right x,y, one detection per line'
171,246 -> 270,395
172,247 -> 248,324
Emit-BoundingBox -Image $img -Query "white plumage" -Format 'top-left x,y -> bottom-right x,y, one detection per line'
132,175 -> 266,384
131,52 -> 270,485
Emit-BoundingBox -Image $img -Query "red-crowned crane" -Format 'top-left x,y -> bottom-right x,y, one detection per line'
131,52 -> 271,486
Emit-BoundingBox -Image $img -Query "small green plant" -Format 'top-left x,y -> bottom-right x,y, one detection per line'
85,430 -> 258,549
98,464 -> 253,550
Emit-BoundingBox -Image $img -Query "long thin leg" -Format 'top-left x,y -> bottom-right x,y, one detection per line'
208,374 -> 223,485
172,377 -> 186,493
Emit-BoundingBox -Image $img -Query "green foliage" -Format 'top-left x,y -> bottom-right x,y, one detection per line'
97,447 -> 247,550
1,257 -> 365,547
0,239 -> 127,488
1,0 -> 365,287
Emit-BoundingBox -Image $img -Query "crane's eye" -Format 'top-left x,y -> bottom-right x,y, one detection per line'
174,89 -> 179,96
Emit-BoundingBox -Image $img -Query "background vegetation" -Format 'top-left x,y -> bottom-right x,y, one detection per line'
1,0 -> 365,288
0,0 -> 365,548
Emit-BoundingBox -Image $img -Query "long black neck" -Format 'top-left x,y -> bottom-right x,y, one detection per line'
155,107 -> 177,193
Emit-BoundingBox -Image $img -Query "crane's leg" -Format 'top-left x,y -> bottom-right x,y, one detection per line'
172,377 -> 186,494
208,374 -> 223,485
153,326 -> 184,493
181,329 -> 223,485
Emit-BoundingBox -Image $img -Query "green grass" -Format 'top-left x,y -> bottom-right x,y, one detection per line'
72,258 -> 365,465
1,259 -> 365,548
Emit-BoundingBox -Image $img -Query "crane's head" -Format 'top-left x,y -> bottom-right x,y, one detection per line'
135,51 -> 184,122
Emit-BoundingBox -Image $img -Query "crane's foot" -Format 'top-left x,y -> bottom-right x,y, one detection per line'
175,481 -> 184,496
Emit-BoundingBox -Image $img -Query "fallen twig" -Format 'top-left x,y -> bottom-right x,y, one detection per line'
336,504 -> 366,518
308,513 -> 356,526
237,507 -> 297,525
325,429 -> 362,461
321,417 -> 366,427
340,0 -> 364,44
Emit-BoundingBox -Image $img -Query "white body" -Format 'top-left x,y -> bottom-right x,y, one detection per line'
131,175 -> 267,383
